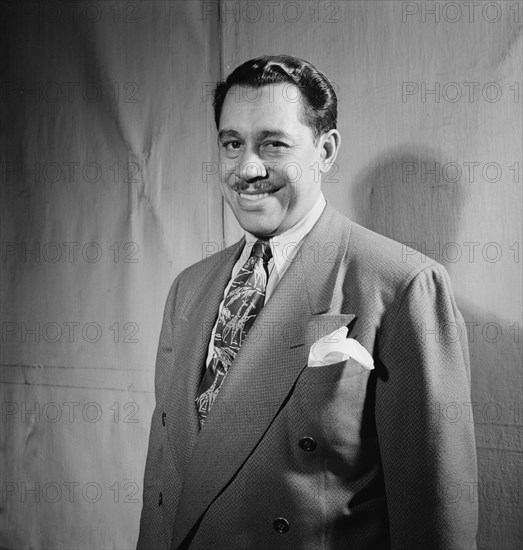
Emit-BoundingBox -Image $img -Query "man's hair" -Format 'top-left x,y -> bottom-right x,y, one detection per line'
213,55 -> 337,143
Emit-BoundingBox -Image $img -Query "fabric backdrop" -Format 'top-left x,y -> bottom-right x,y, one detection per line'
1,1 -> 521,548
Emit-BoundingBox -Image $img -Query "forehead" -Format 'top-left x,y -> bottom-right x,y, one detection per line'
219,83 -> 308,135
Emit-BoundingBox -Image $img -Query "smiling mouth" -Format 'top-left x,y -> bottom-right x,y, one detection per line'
236,188 -> 279,201
238,191 -> 272,201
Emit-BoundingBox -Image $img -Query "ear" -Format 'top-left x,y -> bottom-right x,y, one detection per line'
318,129 -> 341,174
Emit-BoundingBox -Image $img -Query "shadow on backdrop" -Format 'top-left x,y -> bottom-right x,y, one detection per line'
351,145 -> 520,545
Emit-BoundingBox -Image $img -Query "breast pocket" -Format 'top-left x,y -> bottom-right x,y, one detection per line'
299,357 -> 370,386
287,357 -> 373,461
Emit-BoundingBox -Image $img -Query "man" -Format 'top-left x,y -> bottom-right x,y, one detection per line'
137,55 -> 478,550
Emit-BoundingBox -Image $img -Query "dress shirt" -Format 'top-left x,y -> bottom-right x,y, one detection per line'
204,193 -> 327,368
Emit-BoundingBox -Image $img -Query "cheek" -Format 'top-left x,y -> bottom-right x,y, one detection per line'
279,182 -> 299,205
219,166 -> 234,184
218,157 -> 236,178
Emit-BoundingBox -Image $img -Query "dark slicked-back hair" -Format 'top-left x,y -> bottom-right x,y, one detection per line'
213,55 -> 337,143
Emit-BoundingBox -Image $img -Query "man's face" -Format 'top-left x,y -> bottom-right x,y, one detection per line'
217,84 -> 327,237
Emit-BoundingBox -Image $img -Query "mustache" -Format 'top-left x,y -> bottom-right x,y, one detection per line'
232,179 -> 278,193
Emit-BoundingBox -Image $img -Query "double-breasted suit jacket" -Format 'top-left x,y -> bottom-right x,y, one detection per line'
137,202 -> 478,550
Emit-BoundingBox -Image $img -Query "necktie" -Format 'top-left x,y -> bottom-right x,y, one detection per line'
195,239 -> 272,427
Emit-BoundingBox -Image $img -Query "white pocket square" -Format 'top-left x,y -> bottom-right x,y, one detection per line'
307,326 -> 374,370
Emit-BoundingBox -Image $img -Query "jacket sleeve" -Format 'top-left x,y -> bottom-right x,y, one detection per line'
376,264 -> 478,550
137,276 -> 180,550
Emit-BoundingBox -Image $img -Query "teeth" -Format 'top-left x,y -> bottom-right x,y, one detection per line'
239,192 -> 271,201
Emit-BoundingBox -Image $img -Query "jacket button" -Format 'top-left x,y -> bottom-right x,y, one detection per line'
273,517 -> 290,534
298,436 -> 317,452
158,492 -> 163,506
162,412 -> 166,426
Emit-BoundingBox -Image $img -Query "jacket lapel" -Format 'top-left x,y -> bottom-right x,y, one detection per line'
170,203 -> 354,549
164,239 -> 244,484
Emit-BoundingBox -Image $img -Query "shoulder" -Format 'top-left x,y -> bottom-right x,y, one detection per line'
324,203 -> 443,281
324,203 -> 452,310
348,219 -> 443,284
180,239 -> 243,279
165,238 -> 243,304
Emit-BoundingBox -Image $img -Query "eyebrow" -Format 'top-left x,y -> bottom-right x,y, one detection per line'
218,129 -> 241,141
218,129 -> 293,141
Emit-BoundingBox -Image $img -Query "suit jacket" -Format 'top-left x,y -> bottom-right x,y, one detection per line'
137,203 -> 478,550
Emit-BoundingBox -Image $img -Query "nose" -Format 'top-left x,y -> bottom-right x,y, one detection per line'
242,162 -> 267,181
237,150 -> 268,184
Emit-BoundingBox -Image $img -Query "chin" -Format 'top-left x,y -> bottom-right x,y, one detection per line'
237,214 -> 279,237
241,223 -> 275,238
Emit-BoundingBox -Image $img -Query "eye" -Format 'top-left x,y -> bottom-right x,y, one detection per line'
223,141 -> 243,151
262,141 -> 289,154
266,141 -> 287,149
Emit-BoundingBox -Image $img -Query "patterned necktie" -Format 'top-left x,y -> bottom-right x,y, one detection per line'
195,239 -> 272,427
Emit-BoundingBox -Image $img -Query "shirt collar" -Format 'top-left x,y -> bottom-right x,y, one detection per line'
242,193 -> 327,275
